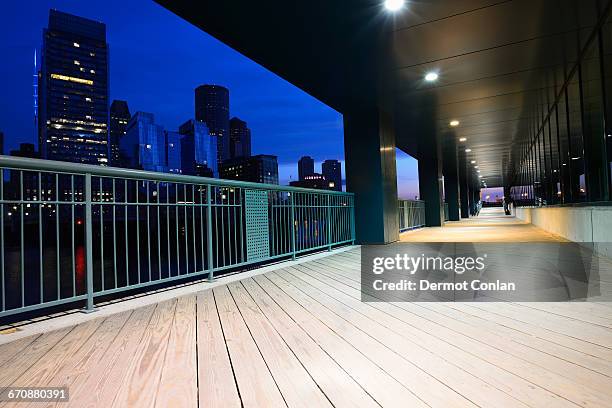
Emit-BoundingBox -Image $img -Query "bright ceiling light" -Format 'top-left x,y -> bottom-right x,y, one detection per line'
465,148 -> 472,153
450,120 -> 460,127
470,160 -> 476,164
459,137 -> 467,142
384,0 -> 405,11
424,72 -> 439,82
474,165 -> 479,168
478,175 -> 482,178
477,170 -> 481,173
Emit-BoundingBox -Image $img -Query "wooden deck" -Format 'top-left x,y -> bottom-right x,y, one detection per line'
2,248 -> 612,407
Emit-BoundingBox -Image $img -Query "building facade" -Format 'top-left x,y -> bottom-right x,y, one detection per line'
229,117 -> 251,159
220,154 -> 279,185
195,85 -> 230,165
298,156 -> 314,180
121,112 -> 166,172
165,130 -> 182,174
39,9 -> 110,165
179,119 -> 218,178
109,100 -> 131,167
322,159 -> 342,191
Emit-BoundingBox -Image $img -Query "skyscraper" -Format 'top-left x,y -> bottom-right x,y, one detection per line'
121,112 -> 166,172
220,155 -> 279,185
298,156 -> 314,180
0,131 -> 4,156
322,159 -> 342,191
165,131 -> 182,174
229,117 -> 251,159
39,9 -> 110,165
195,85 -> 230,165
179,119 -> 218,178
110,100 -> 131,167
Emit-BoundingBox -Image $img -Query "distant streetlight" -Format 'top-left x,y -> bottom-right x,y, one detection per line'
425,72 -> 439,82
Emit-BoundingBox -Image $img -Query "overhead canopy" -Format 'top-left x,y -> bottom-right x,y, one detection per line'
156,0 -> 604,187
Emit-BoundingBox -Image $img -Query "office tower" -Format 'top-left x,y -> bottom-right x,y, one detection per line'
33,49 -> 38,138
298,156 -> 315,181
39,9 -> 110,165
220,155 -> 279,185
0,131 -> 4,155
121,112 -> 166,172
322,159 -> 342,191
195,85 -> 230,165
229,117 -> 251,159
110,100 -> 131,167
179,119 -> 218,178
165,131 -> 182,174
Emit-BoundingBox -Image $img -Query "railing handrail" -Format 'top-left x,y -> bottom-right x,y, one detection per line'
0,155 -> 353,196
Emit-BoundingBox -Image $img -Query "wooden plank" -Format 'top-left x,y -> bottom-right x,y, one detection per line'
0,328 -> 72,388
0,318 -> 103,398
308,259 -> 612,376
0,335 -> 40,367
281,267 -> 548,408
22,311 -> 132,408
213,285 -> 286,408
319,255 -> 612,361
253,274 -> 429,408
65,304 -> 156,408
213,286 -> 286,407
295,261 -> 612,407
111,299 -> 177,408
196,290 -> 241,408
240,278 -> 379,408
156,296 -> 198,408
227,281 -> 332,408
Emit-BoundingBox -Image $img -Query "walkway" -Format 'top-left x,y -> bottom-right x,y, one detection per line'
1,248 -> 612,407
401,207 -> 566,242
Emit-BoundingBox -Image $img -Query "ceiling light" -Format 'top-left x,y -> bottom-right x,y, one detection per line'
478,175 -> 482,178
459,137 -> 467,142
571,157 -> 581,160
425,72 -> 439,82
470,160 -> 476,164
474,165 -> 479,168
465,149 -> 472,153
450,120 -> 460,127
384,0 -> 405,11
477,170 -> 481,173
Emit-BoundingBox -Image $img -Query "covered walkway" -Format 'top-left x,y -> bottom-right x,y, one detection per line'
1,248 -> 612,407
401,207 -> 566,243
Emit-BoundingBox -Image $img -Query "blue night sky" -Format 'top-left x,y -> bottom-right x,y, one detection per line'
0,0 -> 419,196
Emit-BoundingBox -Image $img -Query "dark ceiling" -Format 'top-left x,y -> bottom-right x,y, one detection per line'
156,0 -> 607,188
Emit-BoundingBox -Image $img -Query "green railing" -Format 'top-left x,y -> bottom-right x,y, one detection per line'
0,156 -> 355,318
398,199 -> 425,231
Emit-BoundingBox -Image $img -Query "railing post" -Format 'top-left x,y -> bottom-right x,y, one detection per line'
206,185 -> 215,282
84,173 -> 95,313
290,193 -> 296,260
350,196 -> 356,244
327,195 -> 332,251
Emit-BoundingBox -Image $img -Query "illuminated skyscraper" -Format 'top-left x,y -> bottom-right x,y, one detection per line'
110,100 -> 131,166
229,117 -> 251,159
195,85 -> 230,165
39,10 -> 109,165
121,112 -> 166,172
179,119 -> 218,178
298,156 -> 314,181
322,159 -> 342,191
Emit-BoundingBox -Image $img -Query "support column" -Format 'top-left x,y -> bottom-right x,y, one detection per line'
443,133 -> 460,221
344,107 -> 399,244
418,119 -> 444,227
458,149 -> 470,218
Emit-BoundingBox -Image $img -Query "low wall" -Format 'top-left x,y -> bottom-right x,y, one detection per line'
515,205 -> 612,257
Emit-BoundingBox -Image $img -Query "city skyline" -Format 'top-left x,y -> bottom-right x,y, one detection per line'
0,0 -> 419,196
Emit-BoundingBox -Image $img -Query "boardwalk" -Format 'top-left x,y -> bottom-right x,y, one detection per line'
1,248 -> 612,407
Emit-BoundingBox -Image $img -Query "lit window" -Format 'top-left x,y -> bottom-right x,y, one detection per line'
74,60 -> 80,65
73,42 -> 80,47
90,52 -> 95,57
51,73 -> 93,85
85,97 -> 92,102
90,69 -> 95,74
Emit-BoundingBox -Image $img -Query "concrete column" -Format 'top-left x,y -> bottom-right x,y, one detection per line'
418,120 -> 444,227
458,149 -> 470,218
344,107 -> 399,244
443,133 -> 460,221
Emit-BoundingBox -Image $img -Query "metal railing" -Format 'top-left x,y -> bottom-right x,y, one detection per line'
444,202 -> 449,221
398,199 -> 425,231
0,156 -> 355,318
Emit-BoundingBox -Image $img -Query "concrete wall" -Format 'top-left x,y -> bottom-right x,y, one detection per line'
515,206 -> 612,257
